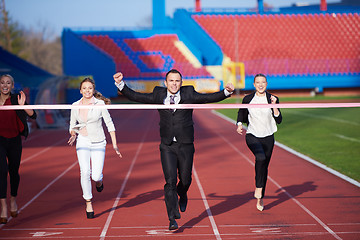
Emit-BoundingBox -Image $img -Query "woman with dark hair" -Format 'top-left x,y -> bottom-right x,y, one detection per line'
236,73 -> 282,211
68,78 -> 122,219
0,74 -> 37,224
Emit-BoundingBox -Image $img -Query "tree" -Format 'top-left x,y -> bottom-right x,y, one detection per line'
0,0 -> 25,54
0,1 -> 62,76
20,24 -> 63,75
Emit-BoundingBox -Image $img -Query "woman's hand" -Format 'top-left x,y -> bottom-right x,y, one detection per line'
17,90 -> 35,116
68,135 -> 76,146
270,95 -> 280,116
270,95 -> 277,104
113,144 -> 122,158
236,124 -> 243,135
68,131 -> 76,146
113,72 -> 123,84
17,91 -> 26,105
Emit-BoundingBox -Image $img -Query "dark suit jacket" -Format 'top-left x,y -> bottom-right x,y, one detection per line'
236,91 -> 282,126
121,84 -> 229,145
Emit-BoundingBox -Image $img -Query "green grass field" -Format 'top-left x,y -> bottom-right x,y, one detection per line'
217,96 -> 360,182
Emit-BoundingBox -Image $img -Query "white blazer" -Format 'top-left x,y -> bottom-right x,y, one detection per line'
69,97 -> 115,143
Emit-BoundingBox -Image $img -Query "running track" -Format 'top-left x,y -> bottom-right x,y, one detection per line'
0,109 -> 359,239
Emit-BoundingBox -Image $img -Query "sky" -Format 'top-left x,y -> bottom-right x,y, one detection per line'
5,0 -> 340,39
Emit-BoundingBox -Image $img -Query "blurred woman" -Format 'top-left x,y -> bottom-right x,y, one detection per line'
0,74 -> 37,224
68,78 -> 122,219
236,73 -> 282,211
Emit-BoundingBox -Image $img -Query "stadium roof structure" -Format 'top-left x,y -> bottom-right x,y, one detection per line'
0,46 -> 53,89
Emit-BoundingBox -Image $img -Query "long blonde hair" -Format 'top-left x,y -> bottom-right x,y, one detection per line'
80,78 -> 111,105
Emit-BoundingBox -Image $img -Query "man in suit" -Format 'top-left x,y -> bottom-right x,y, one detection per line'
113,69 -> 234,230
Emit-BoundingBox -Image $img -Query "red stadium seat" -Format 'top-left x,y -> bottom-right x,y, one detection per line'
193,12 -> 360,75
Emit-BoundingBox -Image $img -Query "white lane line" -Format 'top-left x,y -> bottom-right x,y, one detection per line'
275,142 -> 360,187
220,231 -> 357,238
212,110 -> 360,188
1,232 -> 357,239
333,133 -> 360,143
99,112 -> 154,240
0,161 -> 78,229
269,177 -> 343,240
21,138 -> 65,164
3,227 -> 101,231
193,166 -> 222,240
21,110 -> 137,165
328,223 -> 360,226
111,225 -> 209,229
217,132 -> 342,240
220,223 -> 317,227
286,110 -> 360,126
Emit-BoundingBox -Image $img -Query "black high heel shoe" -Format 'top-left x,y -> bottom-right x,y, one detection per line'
96,182 -> 104,192
10,211 -> 18,218
85,200 -> 94,219
0,217 -> 7,224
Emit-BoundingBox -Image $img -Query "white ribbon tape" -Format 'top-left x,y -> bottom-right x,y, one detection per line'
0,103 -> 359,110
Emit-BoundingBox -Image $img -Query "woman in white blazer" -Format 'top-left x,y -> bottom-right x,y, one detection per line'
68,78 -> 122,219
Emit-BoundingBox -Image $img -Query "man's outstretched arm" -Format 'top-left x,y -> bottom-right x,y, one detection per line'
191,82 -> 234,103
113,72 -> 156,104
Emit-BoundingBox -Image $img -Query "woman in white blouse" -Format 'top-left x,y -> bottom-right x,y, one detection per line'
236,74 -> 282,211
68,78 -> 122,219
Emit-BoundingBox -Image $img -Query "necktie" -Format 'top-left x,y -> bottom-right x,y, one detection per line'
170,95 -> 175,104
170,95 -> 175,112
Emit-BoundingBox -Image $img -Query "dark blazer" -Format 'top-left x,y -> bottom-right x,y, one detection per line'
121,84 -> 229,145
237,91 -> 282,126
10,93 -> 37,138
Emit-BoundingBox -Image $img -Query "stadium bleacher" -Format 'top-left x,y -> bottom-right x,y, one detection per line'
62,2 -> 360,97
82,33 -> 212,79
192,12 -> 360,76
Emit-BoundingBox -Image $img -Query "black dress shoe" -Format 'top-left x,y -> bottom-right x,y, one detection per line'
169,219 -> 178,230
179,194 -> 188,212
96,183 -> 104,192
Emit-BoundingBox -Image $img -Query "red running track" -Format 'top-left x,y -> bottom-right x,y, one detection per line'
0,109 -> 359,239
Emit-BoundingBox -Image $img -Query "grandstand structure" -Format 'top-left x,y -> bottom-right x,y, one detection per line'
0,46 -> 53,104
62,0 -> 360,100
193,13 -> 359,75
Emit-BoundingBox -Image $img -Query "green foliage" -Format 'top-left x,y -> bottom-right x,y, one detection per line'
0,9 -> 25,53
217,96 -> 360,181
0,7 -> 62,75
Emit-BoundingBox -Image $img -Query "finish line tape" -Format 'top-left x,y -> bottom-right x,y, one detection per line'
0,102 -> 360,110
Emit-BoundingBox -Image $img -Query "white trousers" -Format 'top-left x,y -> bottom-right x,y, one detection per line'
76,134 -> 106,200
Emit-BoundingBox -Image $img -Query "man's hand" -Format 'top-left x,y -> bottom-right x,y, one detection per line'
113,72 -> 124,84
225,83 -> 235,93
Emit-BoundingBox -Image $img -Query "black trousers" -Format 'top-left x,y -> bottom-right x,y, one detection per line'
245,133 -> 274,199
159,141 -> 194,221
0,135 -> 22,199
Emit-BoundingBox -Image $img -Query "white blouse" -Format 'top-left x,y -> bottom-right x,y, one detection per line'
246,94 -> 277,138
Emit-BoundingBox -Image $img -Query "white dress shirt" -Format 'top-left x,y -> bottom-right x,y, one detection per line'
246,94 -> 277,138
